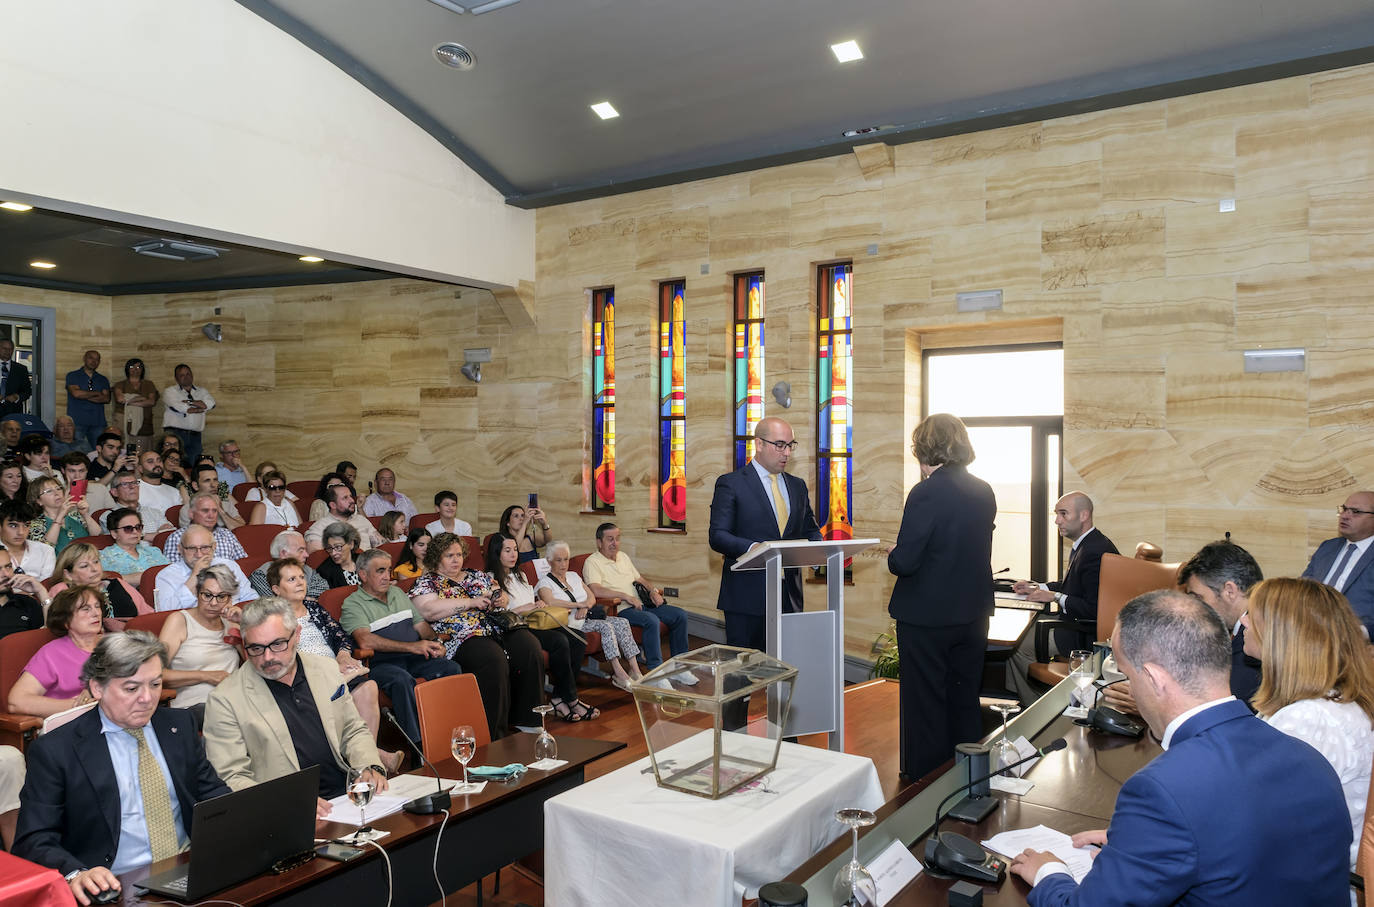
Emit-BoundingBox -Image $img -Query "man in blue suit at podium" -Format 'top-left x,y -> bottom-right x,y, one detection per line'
709,417 -> 822,650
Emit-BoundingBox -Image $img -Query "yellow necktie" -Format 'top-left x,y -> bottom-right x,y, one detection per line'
126,727 -> 181,861
770,473 -> 789,534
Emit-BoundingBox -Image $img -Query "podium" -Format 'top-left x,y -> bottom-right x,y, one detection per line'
730,537 -> 879,750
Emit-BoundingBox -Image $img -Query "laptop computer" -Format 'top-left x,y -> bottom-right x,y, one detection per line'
142,764 -> 320,901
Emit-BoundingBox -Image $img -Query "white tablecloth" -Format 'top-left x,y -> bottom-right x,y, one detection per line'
544,736 -> 883,907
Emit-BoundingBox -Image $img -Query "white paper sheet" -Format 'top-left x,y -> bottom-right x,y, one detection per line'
981,824 -> 1096,881
324,793 -> 407,826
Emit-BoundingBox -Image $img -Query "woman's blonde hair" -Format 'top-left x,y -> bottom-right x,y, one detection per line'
912,413 -> 975,468
1248,576 -> 1374,722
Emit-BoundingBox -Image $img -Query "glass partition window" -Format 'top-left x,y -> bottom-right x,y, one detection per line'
733,272 -> 765,469
817,263 -> 854,546
590,288 -> 615,512
658,281 -> 687,529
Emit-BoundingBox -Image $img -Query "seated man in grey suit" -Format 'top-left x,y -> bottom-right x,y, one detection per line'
1303,490 -> 1374,636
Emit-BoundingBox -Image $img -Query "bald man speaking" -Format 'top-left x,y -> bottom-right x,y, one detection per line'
1007,491 -> 1118,704
709,417 -> 822,650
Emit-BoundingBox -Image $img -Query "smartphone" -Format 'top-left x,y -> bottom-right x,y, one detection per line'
315,842 -> 366,862
528,492 -> 538,509
124,443 -> 137,457
69,479 -> 87,502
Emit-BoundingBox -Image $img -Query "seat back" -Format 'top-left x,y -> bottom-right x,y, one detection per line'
0,628 -> 56,709
236,555 -> 267,580
88,533 -> 117,550
569,553 -> 590,577
396,576 -> 417,594
231,483 -> 255,503
305,549 -> 330,570
414,673 -> 490,763
138,563 -> 169,607
125,608 -> 180,637
232,524 -> 289,561
1096,553 -> 1180,641
378,541 -> 404,561
318,585 -> 357,622
286,480 -> 318,503
518,562 -> 538,587
409,512 -> 439,533
151,529 -> 173,552
461,536 -> 484,570
166,504 -> 182,527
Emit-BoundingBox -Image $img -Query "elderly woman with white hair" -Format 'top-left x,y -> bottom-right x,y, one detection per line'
535,540 -> 646,692
248,530 -> 329,600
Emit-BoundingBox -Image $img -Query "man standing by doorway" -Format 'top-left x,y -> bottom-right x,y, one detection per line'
0,339 -> 32,419
160,364 -> 215,464
66,350 -> 110,450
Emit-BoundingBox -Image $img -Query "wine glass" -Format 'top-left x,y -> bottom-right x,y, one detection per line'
831,807 -> 878,906
990,702 -> 1022,778
345,766 -> 375,844
1068,649 -> 1094,705
451,725 -> 477,792
533,703 -> 557,761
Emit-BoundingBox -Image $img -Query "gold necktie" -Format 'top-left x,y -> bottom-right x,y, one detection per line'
770,473 -> 789,535
126,727 -> 180,861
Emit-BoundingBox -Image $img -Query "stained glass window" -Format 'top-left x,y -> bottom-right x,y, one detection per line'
733,272 -> 766,469
658,280 -> 687,529
591,288 -> 615,512
817,263 -> 853,547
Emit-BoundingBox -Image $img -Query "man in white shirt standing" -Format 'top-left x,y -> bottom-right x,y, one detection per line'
160,364 -> 215,465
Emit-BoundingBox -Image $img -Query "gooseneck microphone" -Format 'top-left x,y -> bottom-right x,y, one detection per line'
382,707 -> 452,815
1079,677 -> 1145,739
920,738 -> 1068,883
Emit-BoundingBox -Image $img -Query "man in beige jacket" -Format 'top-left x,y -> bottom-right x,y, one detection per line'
203,597 -> 387,817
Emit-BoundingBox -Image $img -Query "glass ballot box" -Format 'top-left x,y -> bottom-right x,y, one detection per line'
631,645 -> 798,799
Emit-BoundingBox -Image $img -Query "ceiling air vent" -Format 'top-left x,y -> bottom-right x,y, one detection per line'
131,240 -> 223,262
434,42 -> 476,70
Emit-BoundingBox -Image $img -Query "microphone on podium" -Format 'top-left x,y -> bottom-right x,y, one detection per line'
382,707 -> 452,815
920,738 -> 1068,883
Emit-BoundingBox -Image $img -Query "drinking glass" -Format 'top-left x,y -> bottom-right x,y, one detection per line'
533,704 -> 557,761
831,807 -> 878,906
451,725 -> 477,792
345,766 -> 375,843
990,702 -> 1022,778
1068,649 -> 1094,705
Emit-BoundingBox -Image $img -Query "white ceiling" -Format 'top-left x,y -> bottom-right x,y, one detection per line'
238,0 -> 1374,206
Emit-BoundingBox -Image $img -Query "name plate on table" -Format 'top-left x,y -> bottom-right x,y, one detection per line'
866,838 -> 923,905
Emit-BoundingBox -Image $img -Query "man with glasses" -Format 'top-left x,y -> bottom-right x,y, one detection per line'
1303,490 -> 1374,636
162,493 -> 247,561
248,531 -> 328,600
204,596 -> 388,813
215,440 -> 248,490
304,484 -> 382,553
154,525 -> 255,612
99,507 -> 170,585
361,468 -> 418,522
708,417 -> 821,649
101,471 -> 172,540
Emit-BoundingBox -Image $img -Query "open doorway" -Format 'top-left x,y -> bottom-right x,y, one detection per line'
923,344 -> 1064,582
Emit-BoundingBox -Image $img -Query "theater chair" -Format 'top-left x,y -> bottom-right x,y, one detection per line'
0,628 -> 53,750
232,524 -> 285,561
1028,551 -> 1180,687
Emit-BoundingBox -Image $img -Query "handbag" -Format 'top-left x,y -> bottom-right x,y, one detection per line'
633,580 -> 658,610
526,607 -> 587,644
546,573 -> 605,621
483,608 -> 528,638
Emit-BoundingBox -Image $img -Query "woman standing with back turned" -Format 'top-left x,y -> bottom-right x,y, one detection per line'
887,413 -> 996,781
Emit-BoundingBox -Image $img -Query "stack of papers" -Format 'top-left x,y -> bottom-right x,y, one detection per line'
981,825 -> 1097,881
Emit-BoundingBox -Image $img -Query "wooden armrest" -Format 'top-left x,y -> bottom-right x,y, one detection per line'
0,712 -> 43,734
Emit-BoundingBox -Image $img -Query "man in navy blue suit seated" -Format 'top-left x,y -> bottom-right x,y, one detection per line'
1303,490 -> 1374,636
14,631 -> 229,906
1010,589 -> 1350,906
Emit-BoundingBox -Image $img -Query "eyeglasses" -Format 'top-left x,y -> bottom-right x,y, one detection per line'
182,544 -> 215,554
244,632 -> 294,658
757,438 -> 798,452
113,482 -> 137,490
198,591 -> 233,604
223,449 -> 240,456
1338,505 -> 1374,517
116,523 -> 143,533
266,484 -> 286,492
326,544 -> 348,554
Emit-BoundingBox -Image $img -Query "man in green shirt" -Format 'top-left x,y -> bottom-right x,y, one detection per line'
341,549 -> 458,742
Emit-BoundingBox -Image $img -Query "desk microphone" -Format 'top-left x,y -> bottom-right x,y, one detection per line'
1078,677 -> 1145,739
921,738 -> 1067,883
382,707 -> 452,815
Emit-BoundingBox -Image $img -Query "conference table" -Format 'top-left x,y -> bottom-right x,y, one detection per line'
110,734 -> 624,906
784,678 -> 1162,906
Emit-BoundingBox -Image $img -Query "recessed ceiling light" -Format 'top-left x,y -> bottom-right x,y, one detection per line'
590,101 -> 619,120
831,40 -> 863,63
0,202 -> 32,213
299,255 -> 324,263
29,261 -> 56,270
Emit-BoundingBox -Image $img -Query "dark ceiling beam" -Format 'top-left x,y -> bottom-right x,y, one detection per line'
0,268 -> 388,298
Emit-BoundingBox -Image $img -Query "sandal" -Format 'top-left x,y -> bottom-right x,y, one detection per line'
571,700 -> 600,721
550,697 -> 582,722
612,676 -> 633,693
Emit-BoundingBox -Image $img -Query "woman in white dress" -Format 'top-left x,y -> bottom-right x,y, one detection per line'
247,470 -> 302,525
1242,576 -> 1374,880
159,564 -> 242,729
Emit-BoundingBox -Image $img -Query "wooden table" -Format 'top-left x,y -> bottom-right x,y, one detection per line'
113,734 -> 624,906
784,683 -> 1163,906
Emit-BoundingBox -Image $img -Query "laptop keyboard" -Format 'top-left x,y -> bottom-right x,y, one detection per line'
163,874 -> 188,893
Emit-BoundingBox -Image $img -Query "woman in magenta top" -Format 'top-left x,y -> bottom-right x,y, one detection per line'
7,585 -> 104,717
